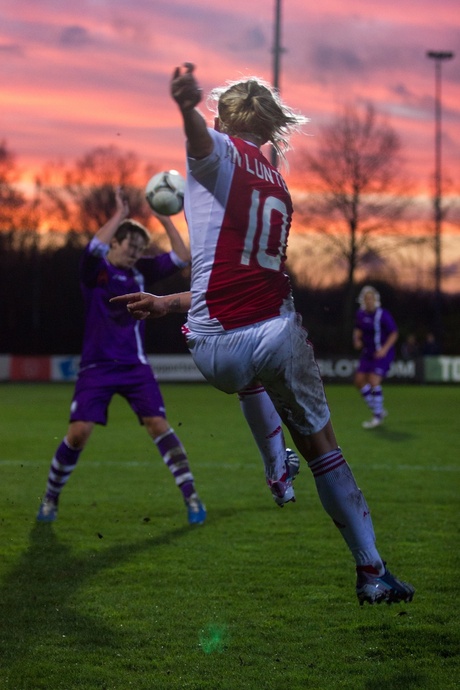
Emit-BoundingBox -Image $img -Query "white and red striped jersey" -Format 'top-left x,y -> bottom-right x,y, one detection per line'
184,128 -> 295,334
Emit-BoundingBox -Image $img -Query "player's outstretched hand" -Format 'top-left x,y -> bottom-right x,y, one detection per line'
171,62 -> 202,111
110,292 -> 168,320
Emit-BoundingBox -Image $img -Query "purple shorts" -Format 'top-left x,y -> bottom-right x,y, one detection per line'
69,362 -> 166,425
357,353 -> 393,378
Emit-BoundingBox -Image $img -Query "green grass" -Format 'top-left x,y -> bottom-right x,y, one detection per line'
0,382 -> 459,689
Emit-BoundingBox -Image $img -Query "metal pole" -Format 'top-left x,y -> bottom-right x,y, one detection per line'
426,50 -> 454,341
271,0 -> 282,167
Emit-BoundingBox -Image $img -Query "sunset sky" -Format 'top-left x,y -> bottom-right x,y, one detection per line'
2,0 -> 459,194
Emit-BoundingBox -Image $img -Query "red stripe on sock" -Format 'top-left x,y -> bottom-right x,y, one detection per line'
312,458 -> 346,477
309,450 -> 345,477
238,386 -> 266,398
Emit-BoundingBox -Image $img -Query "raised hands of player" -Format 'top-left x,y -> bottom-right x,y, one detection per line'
95,186 -> 130,243
149,209 -> 177,225
171,62 -> 202,112
149,211 -> 191,264
115,185 -> 130,220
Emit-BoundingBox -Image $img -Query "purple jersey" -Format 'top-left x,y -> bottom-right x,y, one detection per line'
355,307 -> 397,359
79,238 -> 182,368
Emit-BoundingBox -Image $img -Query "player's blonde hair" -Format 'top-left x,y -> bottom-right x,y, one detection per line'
358,285 -> 381,309
207,77 -> 309,162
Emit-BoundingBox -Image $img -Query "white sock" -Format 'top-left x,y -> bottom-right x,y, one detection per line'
371,386 -> 384,417
238,384 -> 286,482
308,448 -> 383,571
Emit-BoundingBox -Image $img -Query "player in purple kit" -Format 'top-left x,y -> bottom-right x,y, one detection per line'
353,286 -> 398,429
36,187 -> 206,526
112,63 -> 414,606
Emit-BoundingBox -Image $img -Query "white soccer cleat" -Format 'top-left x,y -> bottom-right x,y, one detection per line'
269,448 -> 300,507
356,563 -> 415,606
362,416 -> 383,429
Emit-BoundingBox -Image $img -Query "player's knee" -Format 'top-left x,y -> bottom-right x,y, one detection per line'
67,422 -> 92,449
66,436 -> 86,450
144,416 -> 169,438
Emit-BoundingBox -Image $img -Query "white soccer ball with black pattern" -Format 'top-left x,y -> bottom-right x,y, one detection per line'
145,170 -> 185,216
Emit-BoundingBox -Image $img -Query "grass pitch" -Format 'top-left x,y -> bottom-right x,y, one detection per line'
0,382 -> 459,689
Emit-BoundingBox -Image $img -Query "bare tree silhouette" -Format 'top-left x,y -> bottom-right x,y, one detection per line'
297,103 -> 414,334
0,140 -> 26,229
39,145 -> 157,234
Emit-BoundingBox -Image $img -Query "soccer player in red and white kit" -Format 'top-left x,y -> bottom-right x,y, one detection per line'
112,63 -> 414,606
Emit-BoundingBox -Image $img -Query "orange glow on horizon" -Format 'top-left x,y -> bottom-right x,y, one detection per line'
2,0 -> 458,288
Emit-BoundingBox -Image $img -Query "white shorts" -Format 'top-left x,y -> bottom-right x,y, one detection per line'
185,311 -> 330,436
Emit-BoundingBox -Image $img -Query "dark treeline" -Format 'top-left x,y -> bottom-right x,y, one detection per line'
291,281 -> 460,356
1,135 -> 459,358
1,231 -> 459,357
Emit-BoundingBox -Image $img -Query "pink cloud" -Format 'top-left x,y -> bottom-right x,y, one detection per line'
1,0 -> 458,197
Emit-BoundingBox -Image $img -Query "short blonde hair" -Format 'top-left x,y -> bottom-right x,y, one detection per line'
207,77 -> 309,162
358,285 -> 381,309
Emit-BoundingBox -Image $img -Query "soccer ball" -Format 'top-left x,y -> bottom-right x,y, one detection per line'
145,170 -> 185,216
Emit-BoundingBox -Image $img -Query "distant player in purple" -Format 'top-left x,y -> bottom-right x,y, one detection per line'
353,286 -> 398,429
37,187 -> 206,525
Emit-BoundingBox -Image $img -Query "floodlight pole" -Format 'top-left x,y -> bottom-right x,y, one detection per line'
426,50 -> 454,338
271,0 -> 283,167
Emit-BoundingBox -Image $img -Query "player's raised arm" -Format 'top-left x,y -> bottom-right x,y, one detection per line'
171,63 -> 213,159
110,291 -> 191,319
95,186 -> 130,244
152,211 -> 190,265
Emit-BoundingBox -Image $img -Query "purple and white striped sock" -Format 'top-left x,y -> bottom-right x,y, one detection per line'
154,429 -> 195,500
371,385 -> 384,418
45,437 -> 81,502
360,384 -> 375,412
